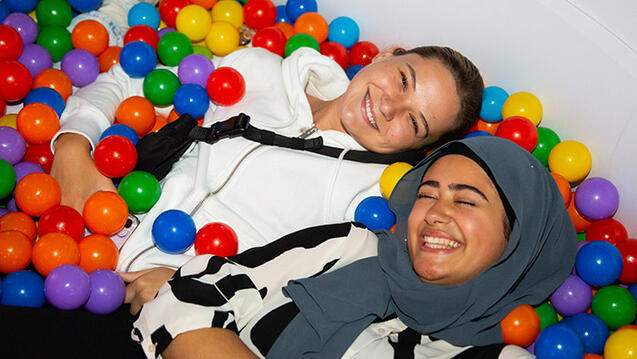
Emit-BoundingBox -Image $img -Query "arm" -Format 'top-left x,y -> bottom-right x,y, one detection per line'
163,328 -> 258,359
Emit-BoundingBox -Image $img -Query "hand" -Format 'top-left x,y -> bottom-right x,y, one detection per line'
120,267 -> 177,315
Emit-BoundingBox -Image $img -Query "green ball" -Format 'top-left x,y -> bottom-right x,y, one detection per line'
157,32 -> 193,67
36,25 -> 73,62
192,45 -> 213,59
577,232 -> 587,242
534,302 -> 558,331
36,0 -> 73,27
143,69 -> 181,106
591,285 -> 637,330
0,159 -> 16,199
532,127 -> 561,167
118,171 -> 162,213
284,33 -> 320,57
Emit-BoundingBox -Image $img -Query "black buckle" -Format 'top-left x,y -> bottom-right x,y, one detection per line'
189,113 -> 251,145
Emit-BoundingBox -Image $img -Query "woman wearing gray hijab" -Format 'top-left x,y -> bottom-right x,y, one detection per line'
132,136 -> 577,359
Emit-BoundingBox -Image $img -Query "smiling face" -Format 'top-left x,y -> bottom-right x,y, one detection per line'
338,52 -> 461,153
406,154 -> 509,286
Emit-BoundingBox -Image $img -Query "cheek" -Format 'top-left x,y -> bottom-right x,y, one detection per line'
461,212 -> 506,263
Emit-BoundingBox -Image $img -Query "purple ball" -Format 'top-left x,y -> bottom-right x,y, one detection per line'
44,264 -> 91,310
84,269 -> 126,315
3,13 -> 38,44
18,43 -> 53,78
0,126 -> 26,165
13,161 -> 44,183
157,26 -> 176,38
61,49 -> 99,87
178,54 -> 215,88
526,342 -> 535,355
0,208 -> 7,217
550,274 -> 593,317
7,198 -> 18,212
574,177 -> 619,221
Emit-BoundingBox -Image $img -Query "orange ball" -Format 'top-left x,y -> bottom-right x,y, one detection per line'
98,46 -> 122,73
32,68 -> 73,101
501,304 -> 541,347
167,108 -> 180,123
551,172 -> 572,207
274,22 -> 294,40
116,96 -> 156,136
567,192 -> 592,232
83,191 -> 129,235
469,118 -> 501,135
190,0 -> 217,10
583,354 -> 604,359
78,233 -> 119,273
14,173 -> 61,217
71,20 -> 109,56
150,114 -> 168,132
293,12 -> 328,43
16,103 -> 60,144
0,211 -> 37,242
32,232 -> 80,276
0,230 -> 33,274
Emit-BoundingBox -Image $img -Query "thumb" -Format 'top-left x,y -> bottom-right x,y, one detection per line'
118,268 -> 155,283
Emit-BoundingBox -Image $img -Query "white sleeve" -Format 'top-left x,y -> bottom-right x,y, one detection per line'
499,345 -> 535,358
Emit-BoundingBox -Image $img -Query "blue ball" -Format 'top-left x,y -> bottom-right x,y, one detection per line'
1,270 -> 45,308
479,86 -> 509,122
67,0 -> 102,13
173,83 -> 209,119
464,130 -> 491,139
24,87 -> 66,117
285,0 -> 317,22
100,124 -> 140,145
152,209 -> 197,254
327,16 -> 359,49
345,65 -> 363,80
535,324 -> 584,359
275,5 -> 292,23
562,313 -> 609,354
575,241 -> 623,287
119,41 -> 158,78
0,2 -> 10,23
4,0 -> 38,13
355,196 -> 396,231
128,2 -> 160,29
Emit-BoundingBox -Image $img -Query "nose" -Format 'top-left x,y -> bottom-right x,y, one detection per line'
424,200 -> 452,225
379,93 -> 409,122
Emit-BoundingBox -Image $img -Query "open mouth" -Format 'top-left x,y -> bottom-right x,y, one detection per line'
363,90 -> 379,131
420,235 -> 462,252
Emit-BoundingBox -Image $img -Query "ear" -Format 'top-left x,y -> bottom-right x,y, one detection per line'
372,47 -> 407,63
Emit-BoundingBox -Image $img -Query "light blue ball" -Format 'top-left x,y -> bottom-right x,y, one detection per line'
128,2 -> 160,29
327,16 -> 359,49
152,209 -> 197,254
355,196 -> 396,231
173,83 -> 210,119
479,86 -> 508,122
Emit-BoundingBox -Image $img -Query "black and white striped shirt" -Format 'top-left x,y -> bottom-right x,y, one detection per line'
133,223 -> 533,359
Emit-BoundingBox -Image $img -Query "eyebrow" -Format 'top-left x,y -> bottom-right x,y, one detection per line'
418,180 -> 489,202
407,62 -> 430,139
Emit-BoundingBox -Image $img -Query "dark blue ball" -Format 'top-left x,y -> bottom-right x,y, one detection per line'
0,2 -> 9,23
4,0 -> 38,13
535,324 -> 584,359
285,0 -> 317,22
355,196 -> 396,231
1,270 -> 45,308
575,240 -> 623,287
67,0 -> 102,13
100,124 -> 140,145
24,87 -> 66,117
173,83 -> 209,119
120,41 -> 158,78
152,209 -> 196,254
464,130 -> 492,139
345,65 -> 363,80
562,313 -> 609,354
276,5 -> 291,23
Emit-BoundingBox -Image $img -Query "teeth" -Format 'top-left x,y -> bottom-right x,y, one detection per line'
423,236 -> 461,249
365,92 -> 379,130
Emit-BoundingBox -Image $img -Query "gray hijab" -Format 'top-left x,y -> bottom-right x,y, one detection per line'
269,136 -> 577,358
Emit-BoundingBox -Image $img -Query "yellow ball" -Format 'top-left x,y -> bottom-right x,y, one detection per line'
211,0 -> 243,28
159,20 -> 167,30
176,5 -> 212,42
604,327 -> 637,359
205,21 -> 239,56
379,162 -> 413,199
0,114 -> 18,129
29,11 -> 37,23
501,91 -> 543,126
548,140 -> 592,183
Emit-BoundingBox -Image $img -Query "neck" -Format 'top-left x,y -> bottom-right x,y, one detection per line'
307,93 -> 346,133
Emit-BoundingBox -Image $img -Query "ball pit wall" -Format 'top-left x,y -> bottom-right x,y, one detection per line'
277,0 -> 637,234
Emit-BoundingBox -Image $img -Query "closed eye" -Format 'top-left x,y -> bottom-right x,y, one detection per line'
410,114 -> 418,134
455,200 -> 475,206
400,71 -> 408,90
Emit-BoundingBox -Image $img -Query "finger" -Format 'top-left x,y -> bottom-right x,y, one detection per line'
124,283 -> 136,304
118,268 -> 154,283
129,300 -> 141,316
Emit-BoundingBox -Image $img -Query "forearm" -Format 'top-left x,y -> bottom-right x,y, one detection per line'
162,328 -> 258,359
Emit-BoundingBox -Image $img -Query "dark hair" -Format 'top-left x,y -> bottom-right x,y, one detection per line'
394,46 -> 484,145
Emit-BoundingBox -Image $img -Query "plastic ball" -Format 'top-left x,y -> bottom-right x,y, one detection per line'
78,234 -> 119,273
549,274 -> 592,316
354,196 -> 396,231
548,140 -> 592,183
204,20 -> 240,56
0,24 -> 24,61
592,285 -> 637,329
93,135 -> 138,178
616,239 -> 637,284
38,205 -> 85,242
0,126 -> 26,165
319,41 -> 348,69
0,159 -> 16,198
345,65 -> 363,80
252,26 -> 287,57
71,19 -> 109,56
124,24 -> 159,51
16,103 -> 59,145
0,60 -> 33,102
0,230 -> 32,273
159,0 -> 191,28
501,91 -> 543,126
464,131 -> 493,138
152,209 -> 196,254
33,68 -> 73,101
157,31 -> 193,66
274,22 -> 294,39
4,13 -> 37,46
500,304 -> 540,347
575,240 -> 623,287
293,12 -> 328,44
32,232 -> 80,276
98,46 -> 122,72
568,193 -> 592,232
534,324 -> 584,359
66,0 -> 101,13
23,143 -> 54,173
17,43 -> 52,79
605,327 -> 637,359
379,162 -> 413,200
562,313 -> 609,355
574,177 -> 619,221
120,41 -> 158,78
61,48 -> 99,87
44,264 -> 90,310
532,126 -> 560,167
495,116 -> 538,152
285,0 -> 316,22
192,45 -> 213,58
190,0 -> 217,10
128,2 -> 160,29
175,4 -> 211,42
0,113 -> 16,128
35,0 -> 72,27
178,53 -> 215,88
327,16 -> 359,49
150,114 -> 168,132
479,86 -> 508,122
534,302 -> 558,330
173,83 -> 209,118
0,270 -> 45,307
275,5 -> 291,23
0,211 -> 37,242
550,172 -> 571,206
3,0 -> 38,13
82,191 -> 129,235
115,96 -> 156,136
243,0 -> 277,31
100,124 -> 140,145
14,172 -> 60,216
284,32 -> 319,57
469,118 -> 500,135
586,218 -> 628,245
206,66 -> 245,106
143,68 -> 180,106
211,0 -> 243,28
349,41 -> 379,66
24,87 -> 65,117
84,269 -> 126,314
118,170 -> 161,213
36,25 -> 72,62
194,222 -> 238,257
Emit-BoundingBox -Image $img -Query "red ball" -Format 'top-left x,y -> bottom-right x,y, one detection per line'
252,26 -> 286,57
124,25 -> 160,52
38,205 -> 86,242
159,0 -> 191,28
0,98 -> 6,116
206,67 -> 245,106
320,41 -> 349,70
495,116 -> 539,152
93,135 -> 138,178
616,238 -> 637,284
194,222 -> 238,257
243,0 -> 277,31
0,25 -> 23,61
349,41 -> 379,66
23,143 -> 54,173
586,218 -> 628,245
0,60 -> 33,102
